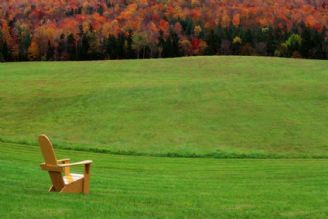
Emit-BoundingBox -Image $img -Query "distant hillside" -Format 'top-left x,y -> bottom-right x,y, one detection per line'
1,56 -> 328,158
0,0 -> 327,61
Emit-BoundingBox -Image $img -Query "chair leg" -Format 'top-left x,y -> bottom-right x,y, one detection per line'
49,185 -> 55,192
83,163 -> 91,194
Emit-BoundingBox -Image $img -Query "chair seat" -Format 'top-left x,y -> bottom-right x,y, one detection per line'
63,173 -> 84,184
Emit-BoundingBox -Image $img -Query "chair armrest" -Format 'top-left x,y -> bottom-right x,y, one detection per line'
58,160 -> 92,167
57,158 -> 70,163
40,163 -> 64,172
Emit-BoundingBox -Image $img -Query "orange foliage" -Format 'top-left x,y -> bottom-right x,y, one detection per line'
0,0 -> 327,60
305,15 -> 317,28
159,19 -> 169,37
232,14 -> 240,27
28,40 -> 39,60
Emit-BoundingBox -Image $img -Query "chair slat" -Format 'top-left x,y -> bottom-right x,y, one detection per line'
39,135 -> 57,165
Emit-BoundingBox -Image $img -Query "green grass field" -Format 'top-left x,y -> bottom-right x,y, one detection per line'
1,56 -> 328,218
1,142 -> 328,218
1,56 -> 328,158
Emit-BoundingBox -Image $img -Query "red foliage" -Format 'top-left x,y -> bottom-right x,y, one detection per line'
0,0 -> 327,60
191,38 -> 201,51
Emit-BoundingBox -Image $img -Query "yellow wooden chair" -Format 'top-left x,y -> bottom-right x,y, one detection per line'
39,134 -> 92,194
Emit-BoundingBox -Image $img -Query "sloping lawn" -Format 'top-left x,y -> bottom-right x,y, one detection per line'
1,57 -> 328,158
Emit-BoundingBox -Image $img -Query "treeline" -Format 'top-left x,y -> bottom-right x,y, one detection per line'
1,23 -> 327,61
0,0 -> 328,61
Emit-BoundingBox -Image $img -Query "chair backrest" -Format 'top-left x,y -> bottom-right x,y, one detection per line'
39,135 -> 65,192
39,134 -> 57,165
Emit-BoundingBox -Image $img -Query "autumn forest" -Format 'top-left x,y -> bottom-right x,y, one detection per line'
0,0 -> 328,61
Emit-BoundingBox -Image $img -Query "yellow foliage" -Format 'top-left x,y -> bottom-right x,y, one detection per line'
194,25 -> 202,36
233,36 -> 242,44
28,40 -> 39,60
82,21 -> 90,33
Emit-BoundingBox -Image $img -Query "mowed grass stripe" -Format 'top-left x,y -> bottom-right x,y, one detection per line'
1,142 -> 328,218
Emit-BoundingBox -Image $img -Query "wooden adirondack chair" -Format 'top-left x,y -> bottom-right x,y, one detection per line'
39,134 -> 92,194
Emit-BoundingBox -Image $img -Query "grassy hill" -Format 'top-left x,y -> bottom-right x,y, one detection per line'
1,56 -> 328,158
1,56 -> 328,218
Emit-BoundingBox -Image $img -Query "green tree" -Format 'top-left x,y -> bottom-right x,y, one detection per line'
132,31 -> 148,59
285,34 -> 302,56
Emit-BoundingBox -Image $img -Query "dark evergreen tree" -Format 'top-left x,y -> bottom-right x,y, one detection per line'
57,34 -> 66,60
46,40 -> 55,60
105,35 -> 117,59
18,32 -> 31,61
204,29 -> 222,55
0,30 -> 4,62
161,31 -> 180,57
2,42 -> 9,61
